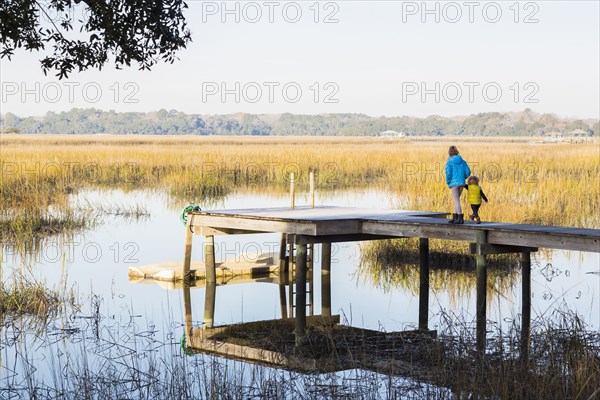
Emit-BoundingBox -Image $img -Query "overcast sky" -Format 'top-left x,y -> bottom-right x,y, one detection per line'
1,1 -> 598,118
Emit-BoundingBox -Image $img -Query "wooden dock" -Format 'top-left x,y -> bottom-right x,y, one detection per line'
182,206 -> 600,352
188,206 -> 598,252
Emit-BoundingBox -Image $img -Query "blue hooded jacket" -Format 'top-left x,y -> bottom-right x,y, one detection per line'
445,155 -> 471,188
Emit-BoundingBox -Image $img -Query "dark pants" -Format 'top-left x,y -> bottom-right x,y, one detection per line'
470,204 -> 481,218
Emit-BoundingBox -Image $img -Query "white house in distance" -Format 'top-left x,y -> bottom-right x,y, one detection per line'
544,131 -> 562,138
541,129 -> 591,143
566,128 -> 592,143
566,128 -> 588,138
542,131 -> 562,142
378,130 -> 406,138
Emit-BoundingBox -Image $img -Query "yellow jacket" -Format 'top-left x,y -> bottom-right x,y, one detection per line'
466,184 -> 488,205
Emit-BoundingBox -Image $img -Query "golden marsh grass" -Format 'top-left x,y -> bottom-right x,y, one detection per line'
1,134 -> 598,243
357,238 -> 521,305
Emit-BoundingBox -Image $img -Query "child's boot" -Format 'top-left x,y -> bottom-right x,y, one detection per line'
469,214 -> 475,221
448,213 -> 457,224
476,216 -> 481,224
456,214 -> 464,224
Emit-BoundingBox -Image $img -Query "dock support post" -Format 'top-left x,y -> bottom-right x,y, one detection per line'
295,240 -> 307,345
288,237 -> 294,318
308,244 -> 314,316
184,282 -> 193,340
279,283 -> 288,319
204,235 -> 216,284
203,235 -> 217,329
183,215 -> 194,278
279,234 -> 288,319
321,242 -> 332,317
520,251 -> 531,360
419,238 -> 430,330
279,234 -> 288,273
475,230 -> 488,353
204,281 -> 216,329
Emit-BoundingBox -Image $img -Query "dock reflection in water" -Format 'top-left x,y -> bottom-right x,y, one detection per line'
179,244 -> 441,376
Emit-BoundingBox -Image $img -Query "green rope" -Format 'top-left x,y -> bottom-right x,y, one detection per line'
180,204 -> 201,226
180,332 -> 194,356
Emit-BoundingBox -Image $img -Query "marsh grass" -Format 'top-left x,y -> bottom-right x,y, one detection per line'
1,135 -> 598,226
1,291 -> 597,400
0,274 -> 62,321
431,308 -> 600,400
0,207 -> 88,241
358,238 -> 521,299
1,135 -> 598,398
356,238 -> 600,398
0,209 -> 90,258
77,197 -> 151,220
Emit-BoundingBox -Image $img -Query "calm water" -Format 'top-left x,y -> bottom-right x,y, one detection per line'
1,189 -> 599,396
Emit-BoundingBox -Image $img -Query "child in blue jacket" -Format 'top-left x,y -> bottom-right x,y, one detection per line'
445,145 -> 471,224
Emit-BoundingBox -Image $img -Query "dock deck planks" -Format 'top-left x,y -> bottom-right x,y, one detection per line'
189,206 -> 600,252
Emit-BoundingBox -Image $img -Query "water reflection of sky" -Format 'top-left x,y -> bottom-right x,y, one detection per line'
2,188 -> 599,333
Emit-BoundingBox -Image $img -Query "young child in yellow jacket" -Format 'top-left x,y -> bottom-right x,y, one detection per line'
464,176 -> 488,224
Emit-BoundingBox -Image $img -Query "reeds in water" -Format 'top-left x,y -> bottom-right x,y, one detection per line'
1,287 -> 597,399
0,273 -> 63,321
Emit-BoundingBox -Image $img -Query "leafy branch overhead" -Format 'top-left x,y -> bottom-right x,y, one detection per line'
0,0 -> 192,78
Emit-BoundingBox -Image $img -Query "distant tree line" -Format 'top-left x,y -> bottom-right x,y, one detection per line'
1,108 -> 597,136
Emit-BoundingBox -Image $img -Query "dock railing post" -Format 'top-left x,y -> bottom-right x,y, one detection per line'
309,171 -> 315,208
295,238 -> 307,345
419,238 -> 430,330
290,172 -> 295,209
475,230 -> 488,353
321,242 -> 332,317
520,251 -> 531,361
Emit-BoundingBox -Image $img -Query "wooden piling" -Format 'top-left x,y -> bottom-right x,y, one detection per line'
279,233 -> 289,319
279,234 -> 288,272
475,230 -> 488,353
288,244 -> 294,319
520,251 -> 531,360
308,244 -> 314,316
204,235 -> 216,284
295,241 -> 307,345
204,281 -> 216,329
321,242 -> 332,317
279,282 -> 288,319
418,238 -> 429,330
202,235 -> 217,328
183,214 -> 194,278
184,282 -> 193,339
288,238 -> 294,318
